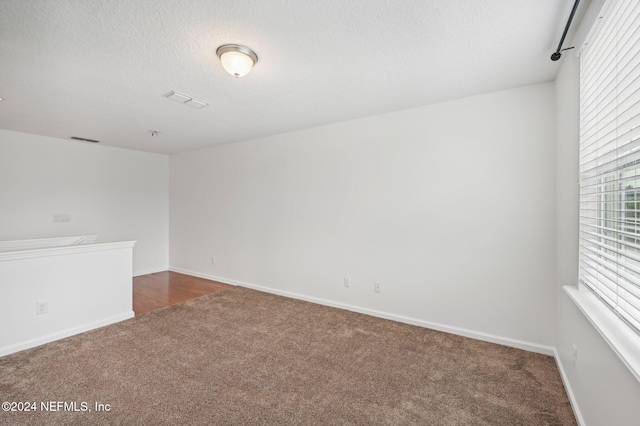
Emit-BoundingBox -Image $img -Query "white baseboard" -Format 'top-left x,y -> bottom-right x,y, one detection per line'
133,266 -> 168,277
0,311 -> 134,358
554,349 -> 585,426
169,266 -> 555,356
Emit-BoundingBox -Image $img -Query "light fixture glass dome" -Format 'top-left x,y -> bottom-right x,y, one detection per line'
216,44 -> 258,78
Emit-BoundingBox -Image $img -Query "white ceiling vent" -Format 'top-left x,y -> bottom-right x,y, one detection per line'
164,91 -> 208,109
185,99 -> 207,109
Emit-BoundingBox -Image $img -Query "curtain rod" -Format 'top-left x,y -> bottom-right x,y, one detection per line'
551,0 -> 581,61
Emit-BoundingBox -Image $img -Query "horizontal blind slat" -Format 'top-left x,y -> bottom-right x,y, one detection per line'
579,0 -> 640,336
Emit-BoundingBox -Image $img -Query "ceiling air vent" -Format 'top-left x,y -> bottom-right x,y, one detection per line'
70,136 -> 100,143
164,91 -> 208,109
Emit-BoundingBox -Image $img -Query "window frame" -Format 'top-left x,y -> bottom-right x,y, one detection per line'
570,0 -> 640,382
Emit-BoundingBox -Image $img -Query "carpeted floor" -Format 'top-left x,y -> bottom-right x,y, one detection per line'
0,287 -> 576,425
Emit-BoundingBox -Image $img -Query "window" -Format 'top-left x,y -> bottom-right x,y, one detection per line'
579,0 -> 640,334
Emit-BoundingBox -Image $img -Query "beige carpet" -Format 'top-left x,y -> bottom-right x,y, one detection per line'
0,287 -> 575,425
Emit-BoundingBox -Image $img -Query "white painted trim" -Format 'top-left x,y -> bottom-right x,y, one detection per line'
0,235 -> 97,251
170,267 -> 555,356
572,0 -> 607,55
564,286 -> 640,383
0,240 -> 136,262
169,267 -> 238,284
553,348 -> 585,426
133,267 -> 169,277
0,311 -> 134,357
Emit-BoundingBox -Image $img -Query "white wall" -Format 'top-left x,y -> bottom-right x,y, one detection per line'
555,52 -> 640,425
0,129 -> 169,275
171,82 -> 556,349
0,240 -> 135,356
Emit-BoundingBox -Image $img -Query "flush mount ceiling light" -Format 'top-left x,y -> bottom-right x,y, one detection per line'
216,44 -> 258,78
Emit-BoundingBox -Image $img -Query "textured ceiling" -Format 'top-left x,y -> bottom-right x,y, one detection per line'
0,0 -> 580,154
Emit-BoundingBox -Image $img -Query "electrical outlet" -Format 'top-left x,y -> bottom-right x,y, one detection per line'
572,344 -> 578,365
374,282 -> 381,293
344,276 -> 351,288
36,301 -> 48,315
211,256 -> 216,264
53,214 -> 71,223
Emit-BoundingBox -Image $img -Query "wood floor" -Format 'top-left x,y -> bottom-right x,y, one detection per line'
133,271 -> 233,315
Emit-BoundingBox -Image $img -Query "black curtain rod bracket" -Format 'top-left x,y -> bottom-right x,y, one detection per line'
551,0 -> 581,61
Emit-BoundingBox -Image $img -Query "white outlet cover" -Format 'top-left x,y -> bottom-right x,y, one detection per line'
53,214 -> 71,222
36,301 -> 48,314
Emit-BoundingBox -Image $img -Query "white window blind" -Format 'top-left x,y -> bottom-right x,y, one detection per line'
579,0 -> 640,334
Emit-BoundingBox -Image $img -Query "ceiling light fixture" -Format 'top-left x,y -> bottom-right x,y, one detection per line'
216,44 -> 258,78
